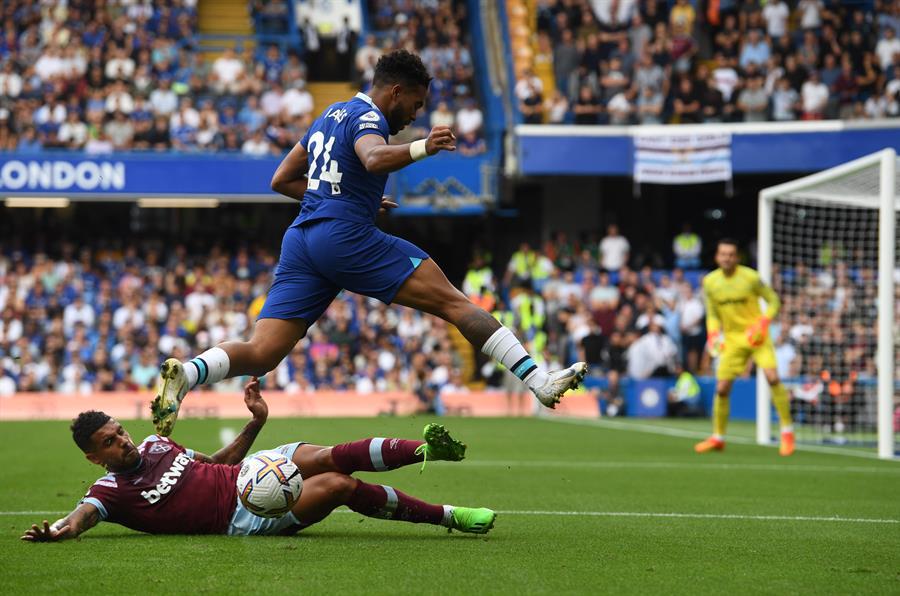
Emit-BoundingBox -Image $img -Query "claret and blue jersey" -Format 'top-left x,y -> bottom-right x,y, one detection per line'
291,92 -> 392,226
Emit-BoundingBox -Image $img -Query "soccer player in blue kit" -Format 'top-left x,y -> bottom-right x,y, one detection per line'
152,50 -> 586,436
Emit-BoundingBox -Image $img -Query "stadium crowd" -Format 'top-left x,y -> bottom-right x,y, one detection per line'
519,0 -> 900,124
361,0 -> 485,153
0,0 -> 485,155
0,241 -> 469,403
1,223 -> 888,429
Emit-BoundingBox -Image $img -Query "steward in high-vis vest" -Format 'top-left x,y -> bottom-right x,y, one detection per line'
673,223 -> 702,269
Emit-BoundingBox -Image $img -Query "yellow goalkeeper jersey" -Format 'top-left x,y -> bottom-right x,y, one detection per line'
702,265 -> 780,335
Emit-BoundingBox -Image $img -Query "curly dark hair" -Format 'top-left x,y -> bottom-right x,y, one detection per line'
717,237 -> 739,250
71,410 -> 111,452
372,49 -> 432,89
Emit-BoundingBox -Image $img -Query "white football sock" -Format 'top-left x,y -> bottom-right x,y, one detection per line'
184,347 -> 231,391
481,327 -> 549,389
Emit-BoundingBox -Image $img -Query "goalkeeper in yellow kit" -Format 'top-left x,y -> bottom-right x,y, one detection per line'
695,239 -> 795,456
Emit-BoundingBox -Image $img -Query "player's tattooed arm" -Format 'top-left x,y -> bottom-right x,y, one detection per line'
271,141 -> 309,201
21,503 -> 100,543
355,126 -> 456,175
201,377 -> 268,465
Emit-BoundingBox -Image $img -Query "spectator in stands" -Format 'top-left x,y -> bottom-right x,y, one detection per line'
801,70 -> 829,119
355,34 -> 382,86
210,47 -> 245,95
58,111 -> 88,149
739,28 -> 770,71
637,84 -> 664,124
607,88 -> 633,125
626,315 -> 678,380
673,76 -> 701,123
252,0 -> 289,35
876,26 -> 900,70
573,85 -> 601,124
599,224 -> 630,272
553,28 -> 580,94
281,79 -> 314,127
677,282 -> 705,374
149,77 -> 179,116
241,129 -> 271,156
458,131 -> 486,156
455,97 -> 483,137
737,75 -> 769,122
104,111 -> 134,150
545,90 -> 570,124
771,77 -> 800,121
430,101 -> 455,130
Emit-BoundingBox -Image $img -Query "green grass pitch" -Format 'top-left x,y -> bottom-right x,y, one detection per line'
2,416 -> 898,594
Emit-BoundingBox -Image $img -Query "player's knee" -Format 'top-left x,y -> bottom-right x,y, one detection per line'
246,343 -> 287,376
322,473 -> 357,502
441,293 -> 482,323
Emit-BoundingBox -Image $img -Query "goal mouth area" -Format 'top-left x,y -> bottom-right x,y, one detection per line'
757,148 -> 898,460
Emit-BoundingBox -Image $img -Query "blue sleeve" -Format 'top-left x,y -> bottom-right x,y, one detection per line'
350,108 -> 389,145
299,126 -> 311,150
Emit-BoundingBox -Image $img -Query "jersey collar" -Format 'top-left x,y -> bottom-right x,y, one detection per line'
354,92 -> 387,119
355,91 -> 376,107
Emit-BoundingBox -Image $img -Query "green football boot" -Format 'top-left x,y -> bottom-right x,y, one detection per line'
415,423 -> 467,469
449,507 -> 497,534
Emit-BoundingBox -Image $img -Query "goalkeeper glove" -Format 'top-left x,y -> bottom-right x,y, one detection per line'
707,330 -> 725,358
746,317 -> 770,347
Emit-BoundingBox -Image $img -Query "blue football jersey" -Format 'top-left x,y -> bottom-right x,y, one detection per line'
290,92 -> 391,227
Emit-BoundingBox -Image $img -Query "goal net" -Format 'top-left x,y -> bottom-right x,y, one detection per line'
758,149 -> 898,459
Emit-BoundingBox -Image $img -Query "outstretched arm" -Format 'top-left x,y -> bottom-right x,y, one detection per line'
271,142 -> 309,201
21,503 -> 100,543
756,280 -> 781,320
354,126 -> 456,175
192,377 -> 268,465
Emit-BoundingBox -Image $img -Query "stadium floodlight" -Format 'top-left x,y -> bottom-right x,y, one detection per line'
137,198 -> 220,208
5,197 -> 71,208
758,148 -> 897,459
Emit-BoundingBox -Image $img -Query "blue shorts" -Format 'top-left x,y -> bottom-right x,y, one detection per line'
227,441 -> 306,536
258,219 -> 429,323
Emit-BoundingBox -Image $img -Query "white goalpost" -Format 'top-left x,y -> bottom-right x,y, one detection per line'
758,148 -> 898,459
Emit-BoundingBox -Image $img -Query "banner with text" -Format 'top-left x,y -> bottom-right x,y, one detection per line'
633,133 -> 732,184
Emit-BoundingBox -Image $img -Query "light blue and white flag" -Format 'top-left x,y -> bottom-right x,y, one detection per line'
634,132 -> 732,184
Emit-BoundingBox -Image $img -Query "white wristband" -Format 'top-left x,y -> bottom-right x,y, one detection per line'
409,139 -> 428,161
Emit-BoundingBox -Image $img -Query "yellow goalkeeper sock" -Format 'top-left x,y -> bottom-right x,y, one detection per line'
771,383 -> 793,431
712,394 -> 730,438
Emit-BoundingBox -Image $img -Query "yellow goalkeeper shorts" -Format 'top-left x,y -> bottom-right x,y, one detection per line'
715,333 -> 777,381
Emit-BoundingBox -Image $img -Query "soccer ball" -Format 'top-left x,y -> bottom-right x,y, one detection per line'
236,451 -> 303,518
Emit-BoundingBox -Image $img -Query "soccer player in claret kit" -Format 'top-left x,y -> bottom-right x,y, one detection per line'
21,378 -> 495,542
694,239 -> 795,456
151,49 -> 586,436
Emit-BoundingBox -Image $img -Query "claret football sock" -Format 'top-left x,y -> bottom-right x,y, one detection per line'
331,438 -> 425,473
346,480 -> 447,525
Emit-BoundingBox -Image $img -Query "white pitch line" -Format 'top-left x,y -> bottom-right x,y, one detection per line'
543,417 -> 898,461
435,460 -> 900,474
3,509 -> 896,525
494,511 -> 900,525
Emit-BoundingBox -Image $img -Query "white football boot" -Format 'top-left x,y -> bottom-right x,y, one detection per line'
531,362 -> 589,408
